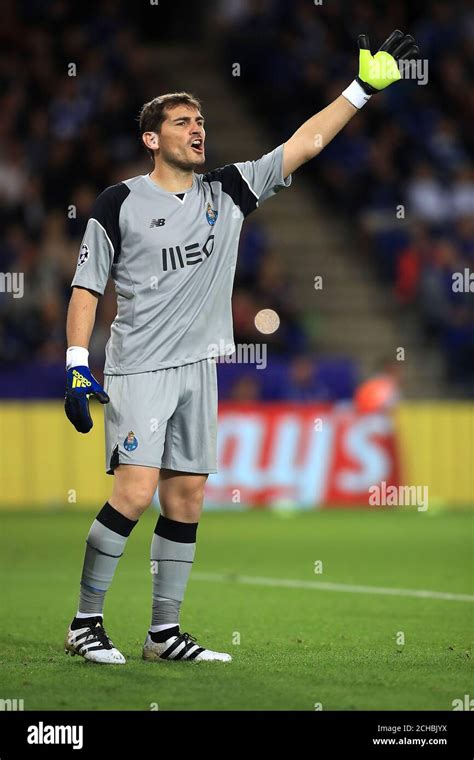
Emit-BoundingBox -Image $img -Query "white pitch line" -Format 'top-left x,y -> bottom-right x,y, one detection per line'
192,572 -> 474,603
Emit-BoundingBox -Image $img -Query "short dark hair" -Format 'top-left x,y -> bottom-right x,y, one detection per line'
139,92 -> 202,162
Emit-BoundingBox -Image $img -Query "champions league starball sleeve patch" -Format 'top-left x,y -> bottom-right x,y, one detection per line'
77,244 -> 90,267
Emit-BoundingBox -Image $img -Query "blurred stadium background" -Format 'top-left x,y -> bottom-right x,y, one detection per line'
0,0 -> 472,509
0,0 -> 472,711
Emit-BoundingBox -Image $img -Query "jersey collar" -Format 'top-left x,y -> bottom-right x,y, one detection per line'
143,173 -> 197,202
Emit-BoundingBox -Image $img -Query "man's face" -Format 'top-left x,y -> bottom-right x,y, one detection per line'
156,105 -> 206,170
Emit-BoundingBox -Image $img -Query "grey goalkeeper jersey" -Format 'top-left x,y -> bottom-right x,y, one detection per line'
71,144 -> 292,374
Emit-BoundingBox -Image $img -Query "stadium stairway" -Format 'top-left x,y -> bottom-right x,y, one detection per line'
153,44 -> 444,398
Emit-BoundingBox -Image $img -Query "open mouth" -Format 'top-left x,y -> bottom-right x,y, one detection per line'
190,139 -> 204,153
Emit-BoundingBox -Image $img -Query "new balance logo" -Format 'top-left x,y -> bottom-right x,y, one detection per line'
150,218 -> 166,227
71,370 -> 92,389
162,235 -> 215,272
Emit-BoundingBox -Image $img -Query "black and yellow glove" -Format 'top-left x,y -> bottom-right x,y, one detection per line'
342,30 -> 421,109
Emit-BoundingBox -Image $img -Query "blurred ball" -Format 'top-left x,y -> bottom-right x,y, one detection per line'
354,376 -> 398,413
254,308 -> 280,334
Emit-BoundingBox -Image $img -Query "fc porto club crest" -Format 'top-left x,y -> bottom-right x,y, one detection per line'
206,203 -> 218,226
124,430 -> 138,451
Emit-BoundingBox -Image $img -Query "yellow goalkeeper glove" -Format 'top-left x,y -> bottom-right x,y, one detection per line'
342,30 -> 420,109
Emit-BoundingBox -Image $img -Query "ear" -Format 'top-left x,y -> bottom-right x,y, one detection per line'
142,131 -> 159,151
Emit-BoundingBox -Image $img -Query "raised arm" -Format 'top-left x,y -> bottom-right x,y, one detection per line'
283,30 -> 420,178
283,96 -> 356,178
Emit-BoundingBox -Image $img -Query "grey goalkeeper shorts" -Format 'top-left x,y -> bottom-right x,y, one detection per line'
103,358 -> 218,475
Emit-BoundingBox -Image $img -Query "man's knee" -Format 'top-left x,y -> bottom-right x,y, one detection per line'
159,476 -> 207,522
119,485 -> 155,514
111,467 -> 158,519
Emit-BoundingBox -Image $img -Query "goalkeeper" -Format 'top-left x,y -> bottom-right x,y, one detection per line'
64,31 -> 420,664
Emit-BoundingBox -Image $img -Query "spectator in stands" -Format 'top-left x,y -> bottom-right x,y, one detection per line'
442,304 -> 474,388
284,354 -> 332,402
406,162 -> 449,226
419,239 -> 462,339
229,374 -> 262,401
451,164 -> 474,220
394,223 -> 431,306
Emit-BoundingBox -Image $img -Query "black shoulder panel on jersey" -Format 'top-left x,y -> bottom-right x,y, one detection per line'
203,164 -> 258,217
89,183 -> 130,263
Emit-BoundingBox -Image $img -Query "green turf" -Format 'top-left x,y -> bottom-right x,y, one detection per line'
0,508 -> 472,710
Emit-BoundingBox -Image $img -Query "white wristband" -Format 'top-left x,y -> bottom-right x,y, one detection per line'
66,346 -> 90,369
342,79 -> 372,110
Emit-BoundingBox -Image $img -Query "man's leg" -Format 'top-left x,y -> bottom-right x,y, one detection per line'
65,465 -> 159,663
144,468 -> 231,662
149,470 -> 207,635
78,463 -> 159,613
142,359 -> 230,662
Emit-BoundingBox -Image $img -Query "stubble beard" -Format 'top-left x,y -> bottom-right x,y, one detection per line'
164,146 -> 204,173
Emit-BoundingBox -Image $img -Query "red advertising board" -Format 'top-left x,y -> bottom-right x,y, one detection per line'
206,403 -> 399,508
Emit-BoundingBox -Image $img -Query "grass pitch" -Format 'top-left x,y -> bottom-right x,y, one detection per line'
0,508 -> 472,710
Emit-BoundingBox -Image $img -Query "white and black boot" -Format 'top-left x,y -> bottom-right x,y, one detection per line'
65,616 -> 126,664
143,626 -> 232,663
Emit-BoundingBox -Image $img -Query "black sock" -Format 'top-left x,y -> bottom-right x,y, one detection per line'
71,615 -> 103,630
149,625 -> 179,643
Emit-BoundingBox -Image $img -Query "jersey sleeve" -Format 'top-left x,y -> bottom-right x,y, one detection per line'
203,144 -> 292,218
71,182 -> 130,295
232,144 -> 292,215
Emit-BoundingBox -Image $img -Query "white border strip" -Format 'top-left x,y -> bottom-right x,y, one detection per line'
233,164 -> 259,205
192,572 -> 474,603
88,218 -> 115,255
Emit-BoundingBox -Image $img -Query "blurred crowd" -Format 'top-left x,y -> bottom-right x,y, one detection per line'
218,0 -> 474,392
0,2 -> 156,372
0,0 -> 343,400
2,1 -> 471,400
